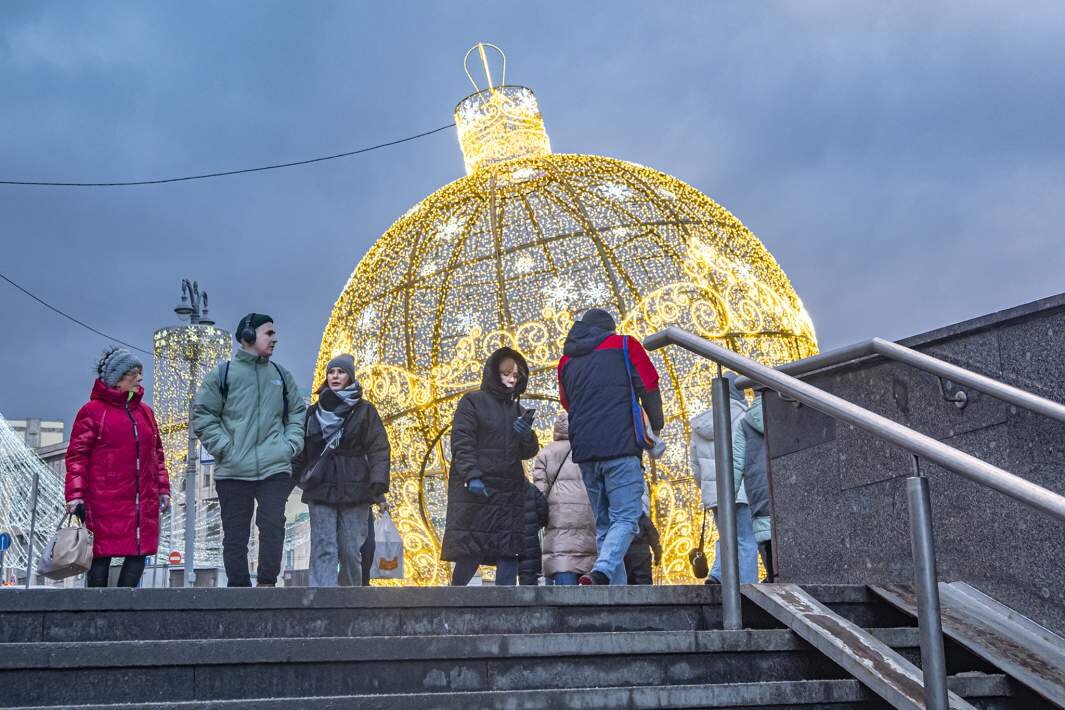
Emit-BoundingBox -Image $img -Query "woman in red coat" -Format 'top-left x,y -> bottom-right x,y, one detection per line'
65,348 -> 171,587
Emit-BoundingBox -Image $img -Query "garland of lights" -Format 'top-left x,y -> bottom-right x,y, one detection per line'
311,45 -> 818,586
0,412 -> 67,578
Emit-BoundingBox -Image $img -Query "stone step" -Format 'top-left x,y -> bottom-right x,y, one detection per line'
0,584 -> 911,643
9,675 -> 1019,710
0,629 -> 850,707
0,628 -> 1025,708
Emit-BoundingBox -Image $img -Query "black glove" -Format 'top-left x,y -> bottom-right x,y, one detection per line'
370,482 -> 388,500
512,417 -> 533,436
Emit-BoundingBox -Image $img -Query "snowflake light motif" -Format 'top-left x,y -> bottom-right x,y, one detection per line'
510,167 -> 543,183
357,307 -> 378,330
583,282 -> 611,304
436,217 -> 464,242
513,254 -> 536,274
596,182 -> 633,202
545,277 -> 579,308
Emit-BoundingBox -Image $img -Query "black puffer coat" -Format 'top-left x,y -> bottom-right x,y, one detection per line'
519,481 -> 549,585
441,348 -> 540,562
293,394 -> 390,506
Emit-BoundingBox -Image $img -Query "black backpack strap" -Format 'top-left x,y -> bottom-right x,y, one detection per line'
271,361 -> 289,422
220,360 -> 289,422
219,362 -> 231,403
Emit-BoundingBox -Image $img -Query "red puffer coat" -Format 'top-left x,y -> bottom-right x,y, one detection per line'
65,380 -> 170,557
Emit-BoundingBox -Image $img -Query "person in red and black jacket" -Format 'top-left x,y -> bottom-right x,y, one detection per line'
557,309 -> 664,585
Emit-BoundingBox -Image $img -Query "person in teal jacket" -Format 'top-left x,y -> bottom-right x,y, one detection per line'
193,313 -> 306,587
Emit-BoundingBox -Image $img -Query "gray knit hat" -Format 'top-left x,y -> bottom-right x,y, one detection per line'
97,347 -> 142,387
327,354 -> 356,384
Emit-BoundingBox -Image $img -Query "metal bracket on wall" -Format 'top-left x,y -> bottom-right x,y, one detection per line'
777,391 -> 802,408
937,378 -> 968,409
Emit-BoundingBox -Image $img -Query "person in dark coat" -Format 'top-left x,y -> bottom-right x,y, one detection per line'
624,513 -> 662,585
293,354 -> 390,587
557,309 -> 665,585
519,481 -> 549,585
442,347 -> 539,586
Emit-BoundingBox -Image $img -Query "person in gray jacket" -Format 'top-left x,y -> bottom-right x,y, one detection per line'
689,373 -> 759,584
192,313 -> 306,587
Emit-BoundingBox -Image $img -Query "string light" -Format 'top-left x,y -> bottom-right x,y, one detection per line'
313,44 -> 818,585
0,413 -> 66,578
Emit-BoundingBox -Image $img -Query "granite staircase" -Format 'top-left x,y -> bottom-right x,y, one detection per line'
0,583 -> 1058,709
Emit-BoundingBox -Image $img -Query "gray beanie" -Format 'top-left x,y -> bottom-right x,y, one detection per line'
327,354 -> 356,384
97,347 -> 142,387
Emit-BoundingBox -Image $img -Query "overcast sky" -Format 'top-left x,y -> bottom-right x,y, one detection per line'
2,2 -> 1063,430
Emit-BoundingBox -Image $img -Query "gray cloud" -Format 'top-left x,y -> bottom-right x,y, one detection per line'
1,1 -> 1063,427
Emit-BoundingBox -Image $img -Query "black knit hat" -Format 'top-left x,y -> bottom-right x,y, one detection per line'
234,313 -> 274,343
580,308 -> 617,332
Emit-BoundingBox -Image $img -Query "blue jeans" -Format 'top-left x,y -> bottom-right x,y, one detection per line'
709,503 -> 760,583
309,503 -> 371,587
580,456 -> 644,585
551,571 -> 580,586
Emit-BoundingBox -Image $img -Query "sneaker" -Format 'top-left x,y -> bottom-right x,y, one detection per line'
578,571 -> 610,586
704,576 -> 720,586
257,582 -> 276,588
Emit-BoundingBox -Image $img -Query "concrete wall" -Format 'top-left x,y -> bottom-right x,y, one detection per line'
765,292 -> 1065,633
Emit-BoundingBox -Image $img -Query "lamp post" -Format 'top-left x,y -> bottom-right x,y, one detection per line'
173,280 -> 214,587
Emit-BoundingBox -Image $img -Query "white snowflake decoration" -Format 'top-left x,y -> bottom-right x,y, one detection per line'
596,182 -> 633,202
583,281 -> 611,304
545,277 -> 578,308
513,254 -> 536,274
455,311 -> 481,330
357,307 -> 379,330
436,217 -> 464,242
510,167 -> 543,183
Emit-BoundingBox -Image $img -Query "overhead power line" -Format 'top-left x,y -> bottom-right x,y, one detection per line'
0,271 -> 155,356
0,123 -> 455,187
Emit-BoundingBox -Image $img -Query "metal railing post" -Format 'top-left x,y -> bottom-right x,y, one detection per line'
24,467 -> 39,588
712,369 -> 743,630
907,459 -> 948,710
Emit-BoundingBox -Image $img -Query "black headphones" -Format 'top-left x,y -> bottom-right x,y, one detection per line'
238,312 -> 258,344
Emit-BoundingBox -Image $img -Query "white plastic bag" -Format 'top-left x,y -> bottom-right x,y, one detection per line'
371,511 -> 405,579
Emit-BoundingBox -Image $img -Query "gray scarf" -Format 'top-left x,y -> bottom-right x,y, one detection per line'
315,381 -> 363,448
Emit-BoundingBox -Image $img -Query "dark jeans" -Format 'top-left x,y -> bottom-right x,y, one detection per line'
451,557 -> 519,586
216,473 -> 292,587
551,572 -> 580,586
86,556 -> 146,588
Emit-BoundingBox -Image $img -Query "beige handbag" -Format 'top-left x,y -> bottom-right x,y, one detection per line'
38,514 -> 94,580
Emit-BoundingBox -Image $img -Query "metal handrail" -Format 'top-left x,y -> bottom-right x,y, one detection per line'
734,337 -> 1065,425
647,326 -> 1065,710
648,327 -> 1065,521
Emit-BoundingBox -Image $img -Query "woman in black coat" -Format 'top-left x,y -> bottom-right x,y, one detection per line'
519,482 -> 549,585
441,347 -> 539,586
293,354 -> 390,587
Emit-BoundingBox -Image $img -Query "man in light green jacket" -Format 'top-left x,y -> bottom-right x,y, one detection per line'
192,313 -> 306,587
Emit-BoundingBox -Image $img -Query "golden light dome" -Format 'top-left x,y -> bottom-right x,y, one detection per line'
314,44 -> 818,585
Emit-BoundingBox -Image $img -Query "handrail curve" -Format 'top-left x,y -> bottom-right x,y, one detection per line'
646,327 -> 1065,522
733,337 -> 1065,425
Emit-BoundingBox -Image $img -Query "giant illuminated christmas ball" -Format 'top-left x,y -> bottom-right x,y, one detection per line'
314,45 -> 817,584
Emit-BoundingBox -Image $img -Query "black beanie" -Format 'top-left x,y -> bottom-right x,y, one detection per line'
581,308 -> 617,332
235,313 -> 274,342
